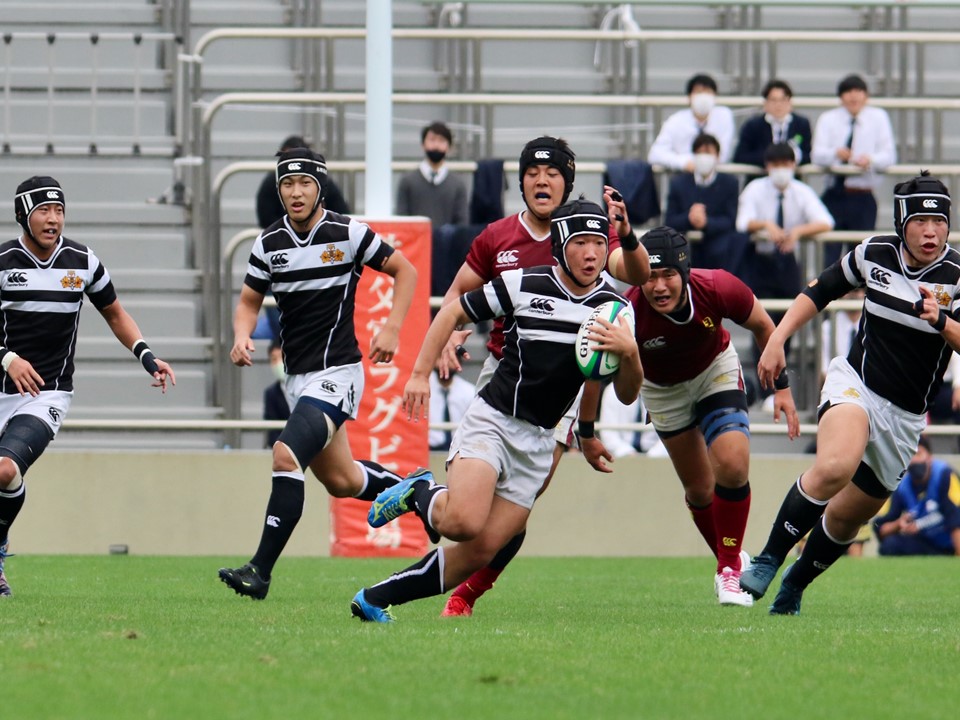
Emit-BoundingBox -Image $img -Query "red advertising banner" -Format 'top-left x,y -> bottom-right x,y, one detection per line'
330,217 -> 432,557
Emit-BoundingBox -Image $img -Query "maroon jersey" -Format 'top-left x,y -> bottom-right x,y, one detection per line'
465,212 -> 621,358
627,268 -> 755,385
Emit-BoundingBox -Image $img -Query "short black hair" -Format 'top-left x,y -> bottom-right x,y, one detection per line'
279,135 -> 309,152
764,142 -> 796,165
692,133 -> 720,154
685,73 -> 718,96
917,435 -> 932,453
422,121 -> 453,144
762,79 -> 793,99
837,74 -> 868,96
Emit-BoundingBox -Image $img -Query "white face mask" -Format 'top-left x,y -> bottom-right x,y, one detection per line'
271,362 -> 286,383
690,92 -> 715,117
769,167 -> 794,190
693,153 -> 717,178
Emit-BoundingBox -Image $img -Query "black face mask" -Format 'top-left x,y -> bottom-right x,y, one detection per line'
908,461 -> 929,480
425,149 -> 446,164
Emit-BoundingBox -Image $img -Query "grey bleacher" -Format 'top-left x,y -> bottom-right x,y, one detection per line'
4,0 -> 960,450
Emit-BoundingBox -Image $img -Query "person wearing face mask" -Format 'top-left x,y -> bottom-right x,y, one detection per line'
733,79 -> 812,175
395,121 -> 468,228
263,340 -> 291,448
648,73 -> 735,171
812,74 -> 897,267
665,133 -> 744,273
872,435 -> 960,556
736,142 -> 834,304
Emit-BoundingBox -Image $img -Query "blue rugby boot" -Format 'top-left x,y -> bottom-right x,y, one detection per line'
0,541 -> 12,597
738,551 -> 781,599
368,468 -> 434,528
769,564 -> 804,616
351,589 -> 394,623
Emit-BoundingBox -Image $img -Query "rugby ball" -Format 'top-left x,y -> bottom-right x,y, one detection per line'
575,300 -> 635,380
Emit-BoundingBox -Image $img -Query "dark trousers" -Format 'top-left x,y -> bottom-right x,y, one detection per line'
821,186 -> 878,268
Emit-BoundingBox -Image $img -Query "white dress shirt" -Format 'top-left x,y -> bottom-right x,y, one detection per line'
648,105 -> 735,170
736,177 -> 835,247
811,105 -> 897,191
428,371 -> 475,449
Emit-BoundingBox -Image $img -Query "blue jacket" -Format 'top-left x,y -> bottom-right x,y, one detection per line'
873,459 -> 960,551
733,113 -> 812,168
664,172 -> 746,275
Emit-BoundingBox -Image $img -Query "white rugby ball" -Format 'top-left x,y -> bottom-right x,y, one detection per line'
575,300 -> 635,380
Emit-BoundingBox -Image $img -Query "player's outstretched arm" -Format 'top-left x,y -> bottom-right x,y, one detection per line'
231,285 -> 265,368
369,251 -> 418,364
402,301 -> 470,422
99,299 -> 176,393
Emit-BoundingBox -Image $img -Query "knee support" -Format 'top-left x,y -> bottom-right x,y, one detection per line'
697,390 -> 750,447
276,398 -> 337,471
0,414 -> 54,477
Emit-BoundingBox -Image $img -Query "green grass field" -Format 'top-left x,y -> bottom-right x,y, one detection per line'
2,555 -> 957,720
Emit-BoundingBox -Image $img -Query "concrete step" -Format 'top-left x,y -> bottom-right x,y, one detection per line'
67,231 -> 190,271
75,336 -> 212,362
71,366 -> 209,408
2,2 -> 159,27
79,297 -> 200,338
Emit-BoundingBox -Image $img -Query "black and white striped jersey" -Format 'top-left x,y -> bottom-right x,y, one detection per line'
460,265 -> 628,429
244,210 -> 395,375
839,234 -> 960,415
0,236 -> 117,394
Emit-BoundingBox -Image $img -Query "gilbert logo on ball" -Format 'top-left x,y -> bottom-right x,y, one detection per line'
575,300 -> 635,379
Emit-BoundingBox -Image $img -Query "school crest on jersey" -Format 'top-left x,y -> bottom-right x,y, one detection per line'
60,270 -> 83,290
321,244 -> 345,264
934,285 -> 951,307
702,317 -> 716,332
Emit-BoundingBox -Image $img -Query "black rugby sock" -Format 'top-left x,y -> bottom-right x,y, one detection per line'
760,476 -> 827,563
250,475 -> 304,578
354,460 -> 402,501
364,548 -> 445,607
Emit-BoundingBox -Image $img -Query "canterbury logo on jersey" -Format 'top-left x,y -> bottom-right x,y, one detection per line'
497,250 -> 519,265
869,267 -> 891,287
642,337 -> 666,350
529,297 -> 555,314
7,272 -> 27,285
271,253 -> 289,267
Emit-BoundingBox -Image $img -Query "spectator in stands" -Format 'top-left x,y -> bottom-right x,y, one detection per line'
812,74 -> 896,266
737,142 -> 834,302
428,366 -> 474,452
396,121 -> 468,228
873,435 -> 960,556
733,79 -> 812,170
664,133 -> 744,274
648,73 -> 735,170
256,135 -> 350,229
0,176 -> 176,597
263,340 -> 290,449
819,288 -> 864,383
219,148 -> 418,601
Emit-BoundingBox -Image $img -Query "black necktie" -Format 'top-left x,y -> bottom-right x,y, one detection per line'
777,192 -> 785,230
834,117 -> 856,190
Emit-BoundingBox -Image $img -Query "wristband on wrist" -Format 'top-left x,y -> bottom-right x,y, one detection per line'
132,339 -> 160,375
774,367 -> 790,391
0,347 -> 19,372
618,230 -> 639,251
577,420 -> 596,439
933,310 -> 947,333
